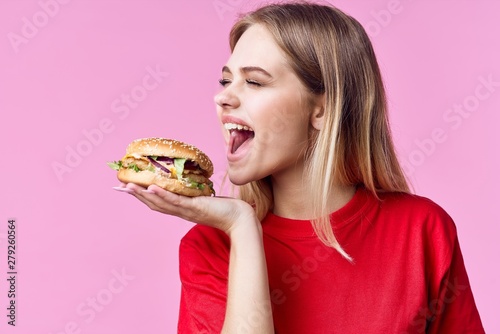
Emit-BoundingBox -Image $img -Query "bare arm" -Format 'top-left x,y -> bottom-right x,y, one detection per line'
222,216 -> 274,333
115,183 -> 274,333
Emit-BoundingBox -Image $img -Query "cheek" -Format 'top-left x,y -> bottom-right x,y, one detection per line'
252,95 -> 308,134
258,113 -> 309,156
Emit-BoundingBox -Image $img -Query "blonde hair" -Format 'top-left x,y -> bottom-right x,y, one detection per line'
229,2 -> 410,260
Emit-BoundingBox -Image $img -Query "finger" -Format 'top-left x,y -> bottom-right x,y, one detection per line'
138,188 -> 183,213
147,186 -> 204,217
125,183 -> 147,194
117,183 -> 162,208
141,187 -> 207,221
147,185 -> 183,205
125,189 -> 165,212
112,186 -> 134,194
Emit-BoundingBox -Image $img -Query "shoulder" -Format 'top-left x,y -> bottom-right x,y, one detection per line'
373,191 -> 460,269
179,225 -> 230,276
377,191 -> 448,215
374,191 -> 458,240
377,191 -> 455,223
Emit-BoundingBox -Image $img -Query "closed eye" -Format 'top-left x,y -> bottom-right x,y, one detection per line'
219,78 -> 263,87
246,79 -> 262,87
218,78 -> 231,87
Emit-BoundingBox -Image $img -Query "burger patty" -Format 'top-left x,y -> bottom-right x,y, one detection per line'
183,173 -> 210,184
122,156 -> 150,170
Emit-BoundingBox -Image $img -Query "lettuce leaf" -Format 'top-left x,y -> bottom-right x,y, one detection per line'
107,160 -> 122,171
185,179 -> 205,190
174,158 -> 186,180
128,163 -> 140,173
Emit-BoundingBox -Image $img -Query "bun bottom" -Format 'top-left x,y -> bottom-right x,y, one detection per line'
117,168 -> 213,197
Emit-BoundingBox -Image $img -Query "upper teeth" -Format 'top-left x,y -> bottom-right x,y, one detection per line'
224,123 -> 254,131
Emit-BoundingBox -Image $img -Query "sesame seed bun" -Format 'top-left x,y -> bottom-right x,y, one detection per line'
126,137 -> 213,176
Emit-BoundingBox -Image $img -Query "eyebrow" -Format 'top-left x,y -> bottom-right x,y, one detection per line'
222,66 -> 273,78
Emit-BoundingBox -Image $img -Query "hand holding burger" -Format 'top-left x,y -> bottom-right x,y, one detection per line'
108,137 -> 215,197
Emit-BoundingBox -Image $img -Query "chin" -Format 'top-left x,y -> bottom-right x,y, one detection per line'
228,174 -> 249,186
227,168 -> 256,186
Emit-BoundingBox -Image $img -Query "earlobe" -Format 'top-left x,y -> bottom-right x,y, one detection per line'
310,94 -> 326,130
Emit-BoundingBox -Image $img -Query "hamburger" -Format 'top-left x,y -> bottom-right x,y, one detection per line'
108,137 -> 215,197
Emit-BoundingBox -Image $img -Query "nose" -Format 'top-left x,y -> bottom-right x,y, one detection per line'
214,86 -> 240,110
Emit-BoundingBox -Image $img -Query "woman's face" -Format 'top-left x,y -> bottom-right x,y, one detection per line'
215,24 -> 319,185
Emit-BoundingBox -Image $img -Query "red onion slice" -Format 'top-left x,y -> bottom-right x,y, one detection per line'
155,156 -> 174,164
147,157 -> 170,174
148,156 -> 199,172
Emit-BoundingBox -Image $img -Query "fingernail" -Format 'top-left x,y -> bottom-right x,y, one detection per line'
142,189 -> 155,194
113,187 -> 133,194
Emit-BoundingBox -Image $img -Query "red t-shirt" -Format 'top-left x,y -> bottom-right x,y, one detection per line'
178,187 -> 484,333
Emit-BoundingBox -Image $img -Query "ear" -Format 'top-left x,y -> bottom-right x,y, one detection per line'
310,94 -> 326,130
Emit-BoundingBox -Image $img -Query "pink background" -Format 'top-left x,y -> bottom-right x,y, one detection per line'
1,0 -> 499,333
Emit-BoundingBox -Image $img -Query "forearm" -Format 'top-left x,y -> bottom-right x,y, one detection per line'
121,185 -> 272,332
221,219 -> 274,334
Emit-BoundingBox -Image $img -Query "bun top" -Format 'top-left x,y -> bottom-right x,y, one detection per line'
125,137 -> 214,176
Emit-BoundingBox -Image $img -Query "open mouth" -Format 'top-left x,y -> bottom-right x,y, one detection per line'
224,123 -> 255,154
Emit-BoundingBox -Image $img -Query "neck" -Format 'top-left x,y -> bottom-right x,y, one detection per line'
271,171 -> 356,220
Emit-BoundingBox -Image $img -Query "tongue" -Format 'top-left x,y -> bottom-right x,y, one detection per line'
230,130 -> 253,154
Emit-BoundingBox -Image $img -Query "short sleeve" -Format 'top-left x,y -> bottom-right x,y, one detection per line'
177,225 -> 230,334
422,204 -> 485,333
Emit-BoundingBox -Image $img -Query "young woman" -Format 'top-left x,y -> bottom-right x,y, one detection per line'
115,2 -> 484,333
